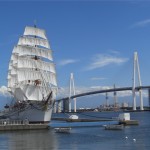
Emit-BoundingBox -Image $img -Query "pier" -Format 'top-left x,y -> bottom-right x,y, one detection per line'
52,117 -> 115,122
0,120 -> 49,131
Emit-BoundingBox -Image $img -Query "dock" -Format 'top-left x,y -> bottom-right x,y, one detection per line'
52,118 -> 116,122
118,113 -> 139,125
119,120 -> 139,125
0,119 -> 49,131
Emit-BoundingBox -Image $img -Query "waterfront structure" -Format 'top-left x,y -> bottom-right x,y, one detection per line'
69,73 -> 76,112
132,52 -> 143,110
55,50 -> 147,112
122,102 -> 129,108
5,25 -> 57,123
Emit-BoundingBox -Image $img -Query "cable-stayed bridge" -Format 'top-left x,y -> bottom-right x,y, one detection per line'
55,86 -> 150,112
54,52 -> 150,113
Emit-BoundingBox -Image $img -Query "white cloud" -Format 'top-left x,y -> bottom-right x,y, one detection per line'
85,54 -> 128,70
131,19 -> 150,28
90,86 -> 111,90
57,86 -> 91,99
109,50 -> 120,55
0,86 -> 11,96
91,77 -> 107,81
57,59 -> 79,66
90,85 -> 148,98
83,85 -> 149,98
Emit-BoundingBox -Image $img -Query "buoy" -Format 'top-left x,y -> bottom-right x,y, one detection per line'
125,136 -> 128,139
133,139 -> 136,142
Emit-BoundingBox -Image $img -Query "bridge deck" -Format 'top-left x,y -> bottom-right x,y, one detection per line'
56,86 -> 150,101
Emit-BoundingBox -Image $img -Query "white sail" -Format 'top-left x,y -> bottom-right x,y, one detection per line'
18,36 -> 50,49
8,76 -> 17,88
13,45 -> 53,61
14,88 -> 27,101
8,64 -> 12,70
14,85 -> 49,101
9,67 -> 17,75
17,69 -> 57,86
17,57 -> 56,73
24,26 -> 47,39
10,54 -> 17,61
7,26 -> 57,103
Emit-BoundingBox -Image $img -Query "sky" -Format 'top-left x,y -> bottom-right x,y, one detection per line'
0,0 -> 150,109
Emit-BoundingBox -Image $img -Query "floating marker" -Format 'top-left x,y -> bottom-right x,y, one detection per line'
133,139 -> 136,142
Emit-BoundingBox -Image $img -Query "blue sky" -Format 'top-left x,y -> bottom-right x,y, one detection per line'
0,0 -> 150,108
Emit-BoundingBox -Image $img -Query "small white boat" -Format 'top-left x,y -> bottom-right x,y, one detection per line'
104,124 -> 124,130
54,127 -> 71,133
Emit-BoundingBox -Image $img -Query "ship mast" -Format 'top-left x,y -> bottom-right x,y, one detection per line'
34,20 -> 37,28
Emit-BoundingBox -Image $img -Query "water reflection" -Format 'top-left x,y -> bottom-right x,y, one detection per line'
6,129 -> 57,150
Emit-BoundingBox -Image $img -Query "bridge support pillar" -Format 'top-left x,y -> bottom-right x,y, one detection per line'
139,90 -> 143,110
74,98 -> 76,112
69,99 -> 71,112
132,89 -> 136,111
57,101 -> 62,113
63,99 -> 70,112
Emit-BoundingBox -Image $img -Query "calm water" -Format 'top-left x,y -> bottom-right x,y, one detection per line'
0,111 -> 149,150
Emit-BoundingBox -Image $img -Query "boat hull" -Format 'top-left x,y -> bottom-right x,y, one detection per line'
104,124 -> 124,130
54,127 -> 71,133
7,104 -> 53,124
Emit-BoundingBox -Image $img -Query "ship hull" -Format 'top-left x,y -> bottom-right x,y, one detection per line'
8,104 -> 53,124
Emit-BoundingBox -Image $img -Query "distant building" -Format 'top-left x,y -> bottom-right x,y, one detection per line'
122,102 -> 129,108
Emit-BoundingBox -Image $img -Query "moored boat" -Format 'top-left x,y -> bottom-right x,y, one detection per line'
104,124 -> 124,130
54,127 -> 71,133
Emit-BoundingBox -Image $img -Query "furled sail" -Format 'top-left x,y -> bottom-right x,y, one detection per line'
8,26 -> 57,101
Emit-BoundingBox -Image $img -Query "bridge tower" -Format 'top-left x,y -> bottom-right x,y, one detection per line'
114,84 -> 117,108
69,73 -> 76,112
132,52 -> 143,110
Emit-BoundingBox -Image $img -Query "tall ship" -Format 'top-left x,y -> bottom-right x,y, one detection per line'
5,25 -> 57,124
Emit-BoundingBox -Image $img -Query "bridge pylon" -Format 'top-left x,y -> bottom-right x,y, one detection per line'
69,73 -> 76,112
132,52 -> 143,110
